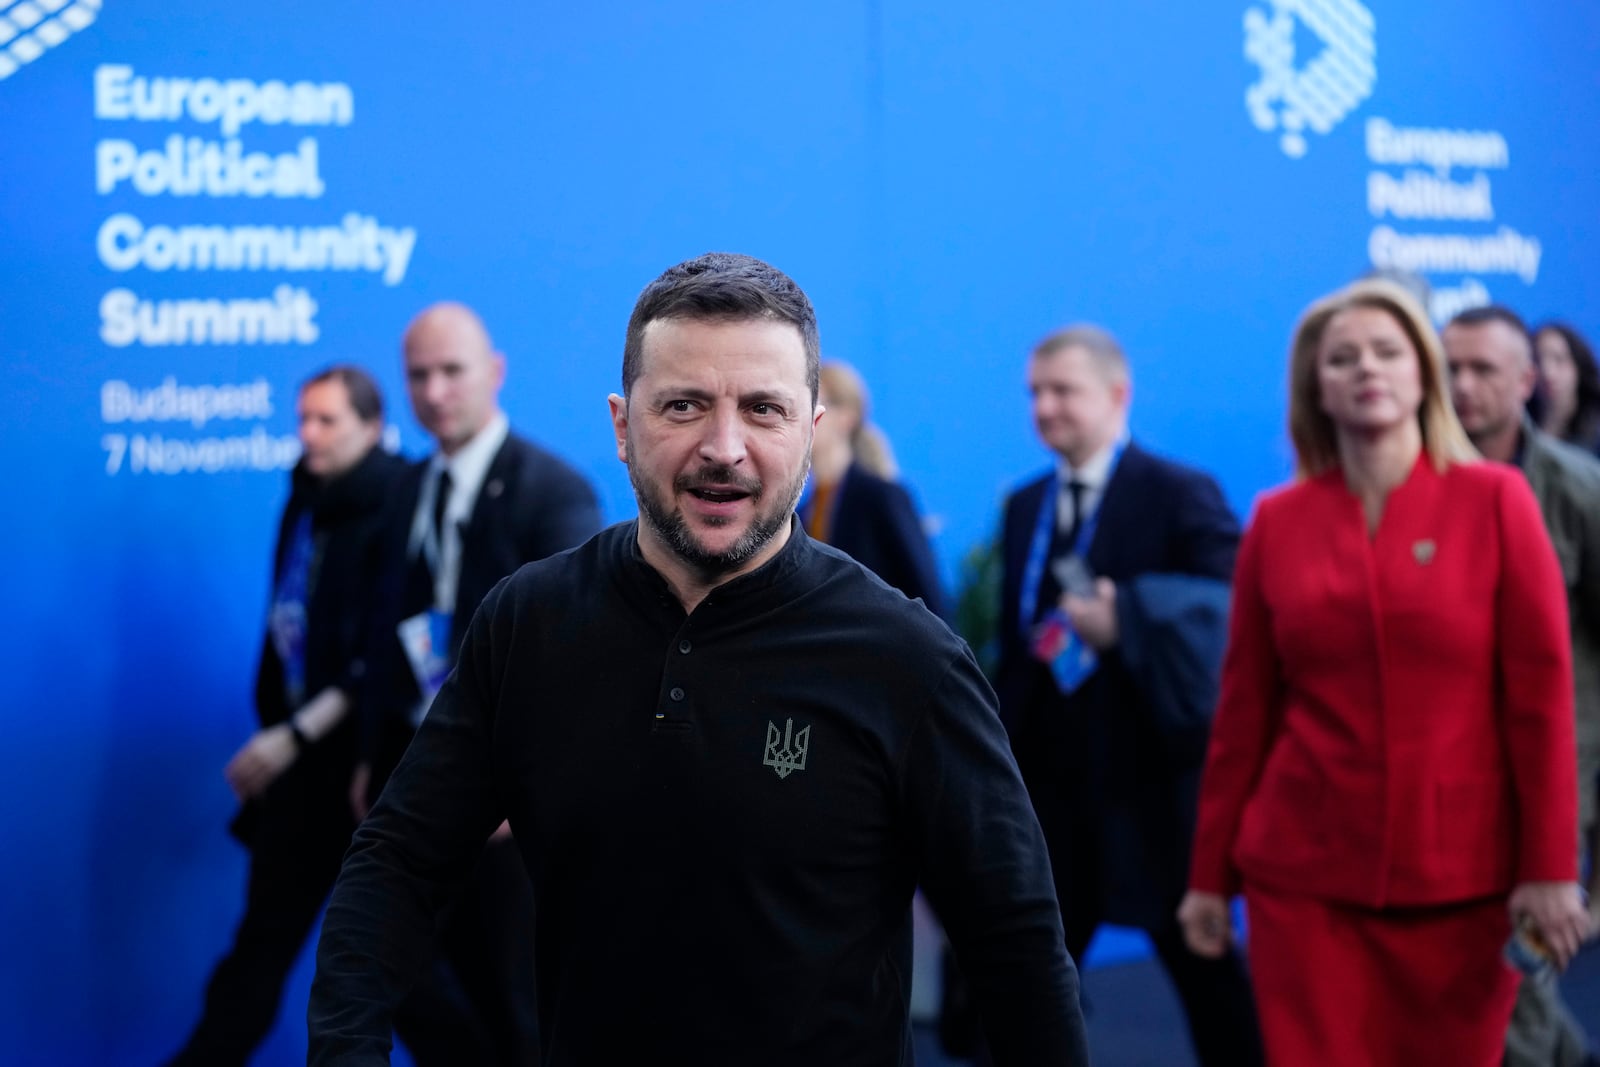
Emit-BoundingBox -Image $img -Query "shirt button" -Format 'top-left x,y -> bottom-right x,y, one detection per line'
678,640 -> 692,654
669,687 -> 685,701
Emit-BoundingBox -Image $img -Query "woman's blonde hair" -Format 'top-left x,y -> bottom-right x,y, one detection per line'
1287,278 -> 1477,477
819,360 -> 899,480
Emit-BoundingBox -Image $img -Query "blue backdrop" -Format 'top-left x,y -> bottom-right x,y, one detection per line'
2,1 -> 1597,1062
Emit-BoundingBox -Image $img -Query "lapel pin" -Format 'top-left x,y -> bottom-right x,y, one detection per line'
1412,539 -> 1436,565
487,479 -> 504,499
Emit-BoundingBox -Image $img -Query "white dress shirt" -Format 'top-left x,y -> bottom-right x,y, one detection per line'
408,410 -> 510,612
1054,436 -> 1120,540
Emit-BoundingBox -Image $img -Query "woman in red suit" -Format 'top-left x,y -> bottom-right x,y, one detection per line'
1177,279 -> 1592,1065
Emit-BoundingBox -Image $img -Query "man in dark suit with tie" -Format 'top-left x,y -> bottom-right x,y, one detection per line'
355,302 -> 602,1066
994,324 -> 1262,1067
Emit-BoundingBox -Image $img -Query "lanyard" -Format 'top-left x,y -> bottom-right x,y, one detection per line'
270,510 -> 316,707
409,463 -> 451,574
1018,439 -> 1125,631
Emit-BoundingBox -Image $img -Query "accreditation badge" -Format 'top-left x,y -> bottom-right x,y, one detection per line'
397,609 -> 453,711
1049,631 -> 1098,695
1031,553 -> 1100,696
1029,608 -> 1099,696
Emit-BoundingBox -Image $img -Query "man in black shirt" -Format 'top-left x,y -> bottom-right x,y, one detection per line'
309,252 -> 1089,1066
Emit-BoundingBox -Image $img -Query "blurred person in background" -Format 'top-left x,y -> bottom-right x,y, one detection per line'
996,324 -> 1262,1067
356,302 -> 602,1066
1530,322 -> 1600,457
165,366 -> 406,1066
1181,279 -> 1590,1066
800,359 -> 947,617
1444,304 -> 1600,1067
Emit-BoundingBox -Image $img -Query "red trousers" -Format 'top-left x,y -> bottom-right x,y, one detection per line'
1244,887 -> 1519,1067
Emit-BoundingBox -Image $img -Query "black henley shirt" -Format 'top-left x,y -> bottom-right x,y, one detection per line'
309,520 -> 1087,1066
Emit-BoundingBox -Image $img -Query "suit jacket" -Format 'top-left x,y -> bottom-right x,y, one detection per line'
1188,458 -> 1578,908
801,462 -> 948,618
996,442 -> 1239,928
362,429 -> 601,775
1520,420 -> 1600,816
1115,574 -> 1233,772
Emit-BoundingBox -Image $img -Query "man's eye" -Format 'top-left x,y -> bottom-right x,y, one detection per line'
669,400 -> 693,413
752,403 -> 775,416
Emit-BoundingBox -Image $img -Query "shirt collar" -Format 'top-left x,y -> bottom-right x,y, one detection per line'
433,410 -> 509,501
1512,414 -> 1539,469
1056,434 -> 1122,489
619,514 -> 813,615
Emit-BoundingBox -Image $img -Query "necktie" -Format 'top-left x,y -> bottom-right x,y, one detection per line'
1063,478 -> 1087,549
1036,479 -> 1088,625
404,468 -> 452,616
431,468 -> 453,550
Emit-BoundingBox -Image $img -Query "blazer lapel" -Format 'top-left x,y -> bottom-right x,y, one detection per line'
451,437 -> 516,621
1086,442 -> 1145,575
461,437 -> 515,542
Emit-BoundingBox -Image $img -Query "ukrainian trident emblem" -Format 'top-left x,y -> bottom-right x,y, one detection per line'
763,718 -> 810,779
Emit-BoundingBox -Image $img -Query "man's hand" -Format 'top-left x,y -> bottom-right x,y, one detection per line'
1062,578 -> 1119,650
1177,890 -> 1233,959
349,761 -> 372,822
1509,881 -> 1594,970
224,724 -> 298,801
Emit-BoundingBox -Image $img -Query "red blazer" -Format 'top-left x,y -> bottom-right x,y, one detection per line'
1189,457 -> 1578,907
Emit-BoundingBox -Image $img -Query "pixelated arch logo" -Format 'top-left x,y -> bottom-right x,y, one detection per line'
0,0 -> 101,81
1245,0 -> 1375,158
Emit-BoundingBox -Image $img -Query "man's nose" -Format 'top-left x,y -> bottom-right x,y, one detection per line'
697,407 -> 748,465
421,373 -> 449,406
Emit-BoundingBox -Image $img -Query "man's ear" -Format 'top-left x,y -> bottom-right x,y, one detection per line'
608,394 -> 629,463
1517,358 -> 1539,405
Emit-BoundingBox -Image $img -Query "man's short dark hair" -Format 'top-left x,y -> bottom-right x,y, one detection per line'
303,364 -> 384,423
1447,304 -> 1534,359
621,252 -> 821,404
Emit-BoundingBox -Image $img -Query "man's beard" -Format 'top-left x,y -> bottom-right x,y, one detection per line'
627,434 -> 810,579
1460,410 -> 1511,449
